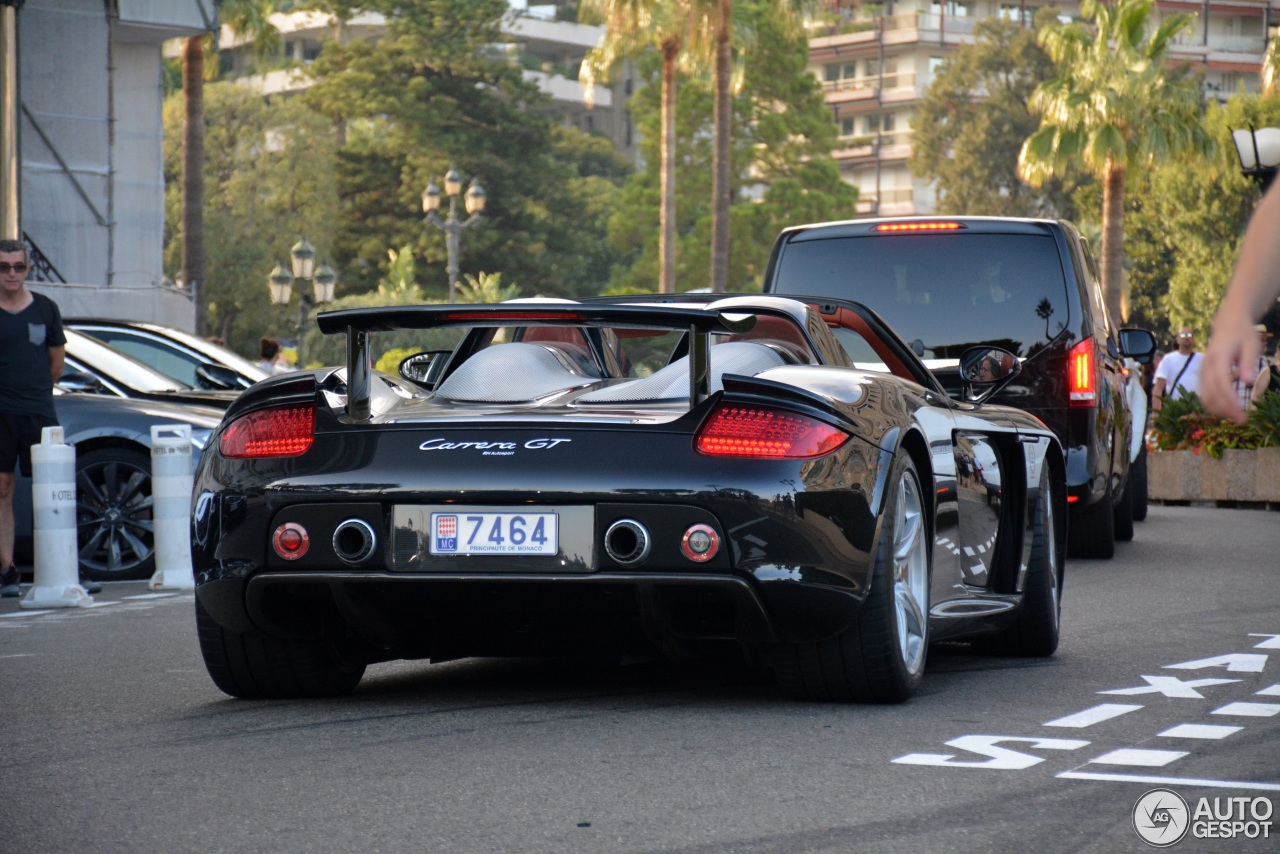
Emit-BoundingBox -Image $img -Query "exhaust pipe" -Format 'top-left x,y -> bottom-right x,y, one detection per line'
332,518 -> 377,564
604,519 -> 651,566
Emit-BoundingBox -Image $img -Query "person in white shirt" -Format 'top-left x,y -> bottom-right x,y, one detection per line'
1152,326 -> 1201,413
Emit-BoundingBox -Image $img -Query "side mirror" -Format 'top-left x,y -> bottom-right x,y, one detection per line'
399,350 -> 452,387
57,371 -> 107,394
958,346 -> 1021,403
1119,328 -> 1157,364
194,363 -> 243,390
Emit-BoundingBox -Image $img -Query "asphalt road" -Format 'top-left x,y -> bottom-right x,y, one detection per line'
2,504 -> 1278,854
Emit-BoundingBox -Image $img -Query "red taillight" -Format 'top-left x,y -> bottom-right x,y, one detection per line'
1068,339 -> 1097,408
219,404 -> 315,458
873,221 -> 964,232
696,404 -> 849,458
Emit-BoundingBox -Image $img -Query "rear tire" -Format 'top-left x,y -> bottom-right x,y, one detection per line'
775,454 -> 930,703
196,598 -> 365,699
1113,469 -> 1135,542
1131,445 -> 1149,522
976,467 -> 1060,657
1068,483 -> 1115,560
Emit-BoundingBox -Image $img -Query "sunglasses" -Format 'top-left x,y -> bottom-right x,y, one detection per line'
1177,333 -> 1194,339
0,262 -> 30,274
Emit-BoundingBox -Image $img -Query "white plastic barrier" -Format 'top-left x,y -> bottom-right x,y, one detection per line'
21,426 -> 92,609
148,424 -> 196,591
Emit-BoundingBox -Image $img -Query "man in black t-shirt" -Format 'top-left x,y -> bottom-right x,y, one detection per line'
0,239 -> 74,596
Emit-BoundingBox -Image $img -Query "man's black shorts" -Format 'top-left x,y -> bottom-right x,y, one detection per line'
0,413 -> 59,478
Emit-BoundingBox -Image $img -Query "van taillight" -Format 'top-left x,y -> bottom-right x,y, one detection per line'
219,404 -> 315,458
1068,339 -> 1097,407
696,404 -> 849,459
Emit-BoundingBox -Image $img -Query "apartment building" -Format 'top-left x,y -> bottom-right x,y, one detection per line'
215,3 -> 637,164
809,1 -> 1279,216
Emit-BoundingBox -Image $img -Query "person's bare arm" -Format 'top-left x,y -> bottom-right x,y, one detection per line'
1152,377 -> 1167,413
49,344 -> 65,383
1205,182 -> 1280,420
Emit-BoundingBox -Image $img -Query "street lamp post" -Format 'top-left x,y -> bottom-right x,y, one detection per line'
422,165 -> 486,303
267,237 -> 337,368
1231,126 -> 1280,191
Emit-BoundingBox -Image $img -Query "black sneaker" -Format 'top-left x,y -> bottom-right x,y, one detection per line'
80,577 -> 102,594
0,565 -> 20,598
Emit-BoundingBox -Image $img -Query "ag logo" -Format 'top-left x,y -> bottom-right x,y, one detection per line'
1133,788 -> 1190,847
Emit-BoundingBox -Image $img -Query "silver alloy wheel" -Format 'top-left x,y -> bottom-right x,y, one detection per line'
1043,476 -> 1060,631
892,468 -> 929,676
76,454 -> 155,577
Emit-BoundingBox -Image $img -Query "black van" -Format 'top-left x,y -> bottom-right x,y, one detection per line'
762,216 -> 1155,559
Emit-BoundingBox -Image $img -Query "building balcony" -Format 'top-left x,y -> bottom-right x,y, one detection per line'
809,13 -> 978,61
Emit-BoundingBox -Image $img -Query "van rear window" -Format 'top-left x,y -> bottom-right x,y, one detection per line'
770,233 -> 1071,360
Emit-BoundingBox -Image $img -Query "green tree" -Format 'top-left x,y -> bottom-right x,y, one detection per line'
181,1 -> 281,336
164,82 -> 339,356
581,0 -> 714,293
604,0 -> 856,292
911,13 -> 1079,218
1018,0 -> 1211,322
306,0 -> 629,301
1125,95 -> 1280,337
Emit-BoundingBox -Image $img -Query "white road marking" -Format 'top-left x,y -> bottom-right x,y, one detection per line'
1044,704 -> 1143,728
1059,771 -> 1280,792
1211,702 -> 1280,717
1250,633 -> 1280,649
122,593 -> 179,600
1256,684 -> 1280,696
1165,653 -> 1268,673
0,610 -> 54,618
1089,748 -> 1188,767
1157,723 -> 1242,740
1099,675 -> 1239,698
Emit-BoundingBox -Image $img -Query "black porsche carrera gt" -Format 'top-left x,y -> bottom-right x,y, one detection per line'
191,295 -> 1066,703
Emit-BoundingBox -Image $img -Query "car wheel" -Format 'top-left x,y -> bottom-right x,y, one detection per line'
75,447 -> 156,581
1131,445 -> 1149,522
1113,468 -> 1135,542
976,467 -> 1061,657
1067,482 -> 1115,560
195,598 -> 366,699
775,454 -> 929,703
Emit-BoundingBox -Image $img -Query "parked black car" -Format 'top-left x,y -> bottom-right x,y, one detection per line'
14,393 -> 224,581
67,318 -> 268,391
762,216 -> 1155,559
61,329 -> 239,410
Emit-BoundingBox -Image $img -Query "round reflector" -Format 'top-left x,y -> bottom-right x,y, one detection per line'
272,522 -> 310,560
681,524 -> 719,562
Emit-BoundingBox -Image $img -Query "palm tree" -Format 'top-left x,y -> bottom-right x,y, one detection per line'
703,1 -> 814,293
581,1 -> 713,294
182,1 -> 279,335
1017,0 -> 1211,322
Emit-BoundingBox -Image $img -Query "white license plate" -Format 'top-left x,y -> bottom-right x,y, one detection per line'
429,511 -> 558,556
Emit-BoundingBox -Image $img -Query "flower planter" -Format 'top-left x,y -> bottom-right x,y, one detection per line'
1149,447 -> 1280,503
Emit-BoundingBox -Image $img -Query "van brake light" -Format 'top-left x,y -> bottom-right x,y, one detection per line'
1068,339 -> 1097,407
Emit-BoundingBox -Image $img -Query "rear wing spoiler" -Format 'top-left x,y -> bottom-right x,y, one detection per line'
316,303 -> 758,420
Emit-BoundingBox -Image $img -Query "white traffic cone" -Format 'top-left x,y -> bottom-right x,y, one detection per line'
21,426 -> 92,608
148,424 -> 195,591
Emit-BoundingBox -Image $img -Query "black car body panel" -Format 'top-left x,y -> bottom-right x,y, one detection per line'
192,297 -> 1066,701
761,216 -> 1153,558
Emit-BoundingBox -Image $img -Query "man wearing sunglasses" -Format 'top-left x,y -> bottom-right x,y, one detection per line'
0,238 -> 73,597
1152,326 -> 1202,414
